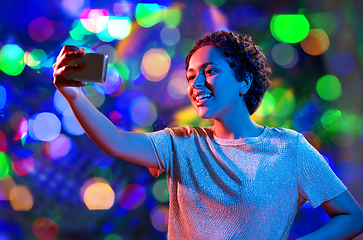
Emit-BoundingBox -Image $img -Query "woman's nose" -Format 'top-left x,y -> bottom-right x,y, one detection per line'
192,74 -> 205,87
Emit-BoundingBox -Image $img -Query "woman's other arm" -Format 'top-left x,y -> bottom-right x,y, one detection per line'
53,45 -> 158,168
297,190 -> 363,240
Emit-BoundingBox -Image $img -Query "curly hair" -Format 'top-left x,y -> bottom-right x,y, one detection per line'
185,30 -> 272,115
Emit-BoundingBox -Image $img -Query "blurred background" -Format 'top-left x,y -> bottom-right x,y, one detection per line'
1,0 -> 363,239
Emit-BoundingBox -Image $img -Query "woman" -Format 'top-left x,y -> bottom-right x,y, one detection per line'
53,30 -> 363,239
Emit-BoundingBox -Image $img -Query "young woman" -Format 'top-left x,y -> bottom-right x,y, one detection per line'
53,30 -> 363,239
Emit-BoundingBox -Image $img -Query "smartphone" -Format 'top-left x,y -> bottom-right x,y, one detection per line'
65,53 -> 108,83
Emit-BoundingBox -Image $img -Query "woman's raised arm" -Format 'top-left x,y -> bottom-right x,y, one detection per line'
52,45 -> 158,168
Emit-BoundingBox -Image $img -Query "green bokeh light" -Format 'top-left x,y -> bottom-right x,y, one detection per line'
0,152 -> 10,178
135,4 -> 165,28
122,58 -> 140,82
316,75 -> 341,101
104,233 -> 122,240
164,8 -> 182,27
69,20 -> 92,41
93,167 -> 113,182
96,28 -> 116,42
341,112 -> 361,135
114,61 -> 130,81
321,109 -> 342,132
270,14 -> 310,43
28,49 -> 47,70
165,46 -> 176,59
254,91 -> 275,117
203,0 -> 226,7
152,179 -> 169,203
180,38 -> 195,58
270,88 -> 296,118
305,13 -> 337,35
0,44 -> 25,76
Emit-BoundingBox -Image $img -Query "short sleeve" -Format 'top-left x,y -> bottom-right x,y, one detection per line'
297,133 -> 347,208
144,128 -> 173,178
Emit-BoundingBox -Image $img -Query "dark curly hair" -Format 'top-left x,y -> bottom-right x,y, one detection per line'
185,30 -> 272,115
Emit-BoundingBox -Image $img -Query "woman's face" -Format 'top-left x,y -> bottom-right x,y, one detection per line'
186,45 -> 244,120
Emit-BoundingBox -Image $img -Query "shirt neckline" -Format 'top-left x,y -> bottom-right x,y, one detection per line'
209,126 -> 269,146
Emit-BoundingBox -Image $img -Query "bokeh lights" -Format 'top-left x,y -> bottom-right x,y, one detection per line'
107,17 -> 132,40
0,44 -> 25,76
0,152 -> 10,177
152,179 -> 169,203
254,91 -> 275,117
62,108 -> 85,135
9,185 -> 34,211
11,156 -> 34,176
316,75 -> 342,101
0,131 -> 8,153
0,85 -> 7,110
271,42 -> 299,69
32,218 -> 59,240
47,134 -> 72,160
117,183 -> 146,210
300,29 -> 330,56
28,17 -> 54,42
141,48 -> 171,82
24,49 -> 48,69
330,51 -> 355,75
135,3 -> 166,28
1,0 -> 363,239
0,176 -> 16,200
84,182 -> 115,210
270,14 -> 310,43
150,205 -> 169,232
62,0 -> 87,16
160,26 -> 181,46
28,112 -> 62,142
80,9 -> 110,33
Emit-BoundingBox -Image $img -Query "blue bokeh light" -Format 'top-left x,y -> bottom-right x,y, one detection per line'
62,108 -> 85,136
53,90 -> 70,114
114,89 -> 147,123
0,85 -> 7,110
330,51 -> 355,75
28,112 -> 61,142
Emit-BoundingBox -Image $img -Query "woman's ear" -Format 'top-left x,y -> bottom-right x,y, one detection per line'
239,72 -> 253,96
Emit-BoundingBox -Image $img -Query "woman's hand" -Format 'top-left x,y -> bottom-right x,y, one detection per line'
52,45 -> 87,102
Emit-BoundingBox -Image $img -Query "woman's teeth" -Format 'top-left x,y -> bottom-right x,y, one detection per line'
196,94 -> 212,102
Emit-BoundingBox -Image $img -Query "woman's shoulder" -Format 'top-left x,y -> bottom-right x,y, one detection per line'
266,126 -> 301,140
166,125 -> 213,138
165,125 -> 302,143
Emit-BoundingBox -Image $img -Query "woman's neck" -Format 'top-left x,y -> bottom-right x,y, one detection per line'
213,112 -> 264,140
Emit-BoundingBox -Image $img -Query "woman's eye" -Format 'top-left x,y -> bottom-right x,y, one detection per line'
204,69 -> 215,75
187,75 -> 195,82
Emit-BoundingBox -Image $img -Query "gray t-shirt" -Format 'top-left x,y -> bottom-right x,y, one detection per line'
145,125 -> 347,240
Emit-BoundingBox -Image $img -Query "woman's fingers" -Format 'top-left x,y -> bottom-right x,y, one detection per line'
53,45 -> 85,70
56,45 -> 82,61
53,64 -> 86,78
55,79 -> 87,87
54,50 -> 85,70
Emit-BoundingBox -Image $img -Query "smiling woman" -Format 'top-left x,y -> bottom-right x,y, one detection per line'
186,31 -> 271,115
52,30 -> 363,240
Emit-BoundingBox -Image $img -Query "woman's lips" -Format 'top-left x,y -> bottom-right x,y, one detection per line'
196,96 -> 212,106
